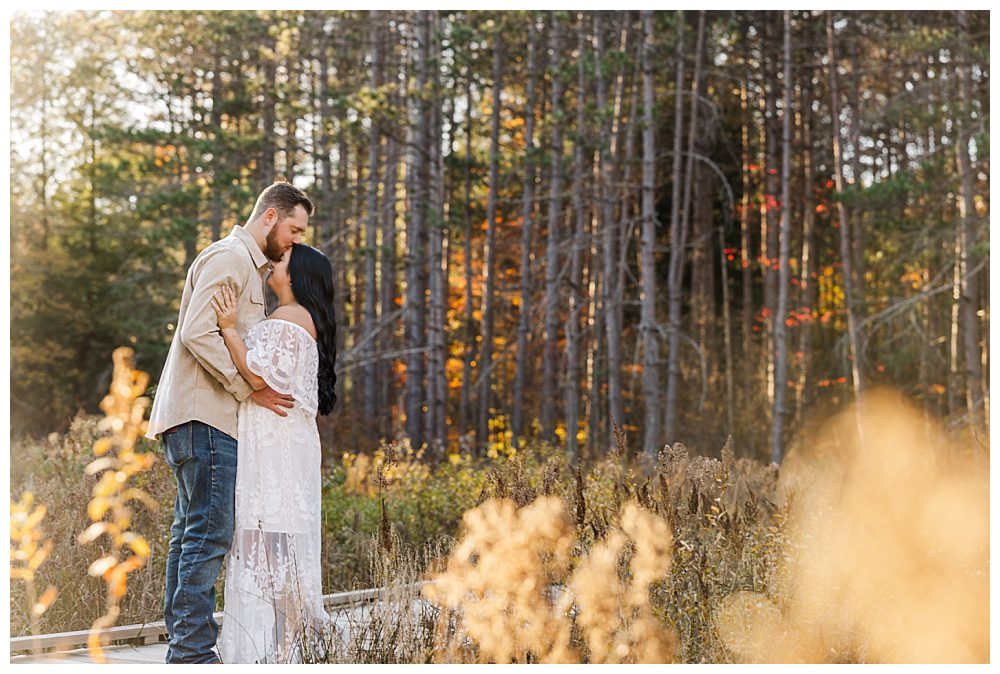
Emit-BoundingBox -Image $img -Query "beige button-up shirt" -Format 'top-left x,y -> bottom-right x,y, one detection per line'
146,226 -> 270,440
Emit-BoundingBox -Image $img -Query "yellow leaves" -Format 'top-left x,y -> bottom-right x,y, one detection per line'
32,586 -> 58,616
108,571 -> 128,601
487,414 -> 516,460
899,269 -> 924,290
93,437 -> 113,456
27,540 -> 53,571
10,567 -> 34,581
24,504 -> 48,531
344,439 -> 432,497
12,540 -> 37,562
124,534 -> 150,557
78,521 -> 111,544
79,348 -> 158,656
92,472 -> 119,499
88,556 -> 119,577
87,606 -> 120,664
11,491 -> 56,608
86,456 -> 116,475
88,495 -> 112,521
120,487 -> 159,510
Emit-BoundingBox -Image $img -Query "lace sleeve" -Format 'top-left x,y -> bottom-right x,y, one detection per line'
245,320 -> 307,395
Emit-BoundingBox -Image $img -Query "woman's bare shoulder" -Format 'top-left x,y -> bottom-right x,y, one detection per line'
267,305 -> 317,340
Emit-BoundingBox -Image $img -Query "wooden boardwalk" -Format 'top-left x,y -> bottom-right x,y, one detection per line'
11,585 -> 426,665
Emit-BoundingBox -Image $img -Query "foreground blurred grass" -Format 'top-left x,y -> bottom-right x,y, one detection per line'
10,417 -> 784,661
11,390 -> 986,662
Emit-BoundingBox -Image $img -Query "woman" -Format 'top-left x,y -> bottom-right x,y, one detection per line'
211,242 -> 338,663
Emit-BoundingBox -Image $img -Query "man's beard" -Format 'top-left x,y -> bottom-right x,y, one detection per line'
264,229 -> 285,262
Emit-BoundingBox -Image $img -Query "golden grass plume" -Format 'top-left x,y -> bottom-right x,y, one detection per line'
76,347 -> 159,662
712,388 -> 989,663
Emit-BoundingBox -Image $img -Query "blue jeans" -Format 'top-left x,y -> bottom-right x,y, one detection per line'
162,421 -> 237,664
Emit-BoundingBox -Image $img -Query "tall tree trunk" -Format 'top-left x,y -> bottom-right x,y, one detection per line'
565,14 -> 589,464
210,49 -> 224,241
771,11 -> 793,464
39,63 -> 50,251
739,57 -> 754,408
596,13 -> 627,449
377,22 -> 402,436
317,31 -> 335,252
513,14 -> 539,448
585,192 -> 602,461
427,10 -> 448,455
795,67 -> 817,425
763,17 -> 780,410
353,145 -> 368,393
404,12 -> 429,451
664,11 -> 685,443
664,11 -> 705,443
459,65 -> 476,444
827,13 -> 865,415
639,10 -> 661,457
955,9 -> 985,431
477,23 -> 503,448
284,55 -> 299,179
719,208 -> 735,438
335,130 -> 350,407
380,129 -> 400,436
619,45 -> 641,430
541,11 -> 566,444
259,40 -> 277,187
363,14 -> 383,423
848,29 -> 866,301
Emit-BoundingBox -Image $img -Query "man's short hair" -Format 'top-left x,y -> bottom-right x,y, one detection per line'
250,180 -> 314,221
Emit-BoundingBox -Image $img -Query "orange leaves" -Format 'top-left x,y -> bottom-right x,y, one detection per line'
88,556 -> 118,578
79,347 -> 158,659
900,270 -> 924,290
10,491 -> 59,624
93,437 -> 113,456
33,586 -> 58,617
78,521 -> 111,544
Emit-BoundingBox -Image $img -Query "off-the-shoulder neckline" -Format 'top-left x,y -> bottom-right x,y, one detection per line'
260,317 -> 318,344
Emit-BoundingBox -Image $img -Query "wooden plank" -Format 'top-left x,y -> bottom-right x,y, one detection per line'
10,583 -> 426,655
12,643 -> 170,665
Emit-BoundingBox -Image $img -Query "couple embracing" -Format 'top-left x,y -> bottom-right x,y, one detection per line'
145,181 -> 338,663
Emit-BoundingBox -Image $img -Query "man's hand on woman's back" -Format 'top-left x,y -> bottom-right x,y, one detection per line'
250,387 -> 295,416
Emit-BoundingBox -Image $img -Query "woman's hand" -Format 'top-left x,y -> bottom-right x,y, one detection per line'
211,285 -> 238,330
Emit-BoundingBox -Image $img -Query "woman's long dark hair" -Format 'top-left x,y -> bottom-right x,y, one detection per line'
287,243 -> 338,414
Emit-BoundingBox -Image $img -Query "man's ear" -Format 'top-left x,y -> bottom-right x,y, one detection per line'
263,206 -> 279,229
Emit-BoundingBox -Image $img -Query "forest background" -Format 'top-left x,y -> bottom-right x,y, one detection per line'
10,9 -> 990,466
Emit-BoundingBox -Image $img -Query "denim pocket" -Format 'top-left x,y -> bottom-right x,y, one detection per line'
164,423 -> 194,467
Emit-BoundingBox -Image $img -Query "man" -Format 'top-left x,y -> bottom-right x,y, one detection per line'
146,180 -> 313,664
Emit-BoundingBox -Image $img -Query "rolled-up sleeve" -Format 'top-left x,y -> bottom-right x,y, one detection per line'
179,248 -> 255,402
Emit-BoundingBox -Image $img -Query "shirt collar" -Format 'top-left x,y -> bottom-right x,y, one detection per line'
231,225 -> 269,271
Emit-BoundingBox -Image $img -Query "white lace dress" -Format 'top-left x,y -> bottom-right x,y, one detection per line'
218,319 -> 330,663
